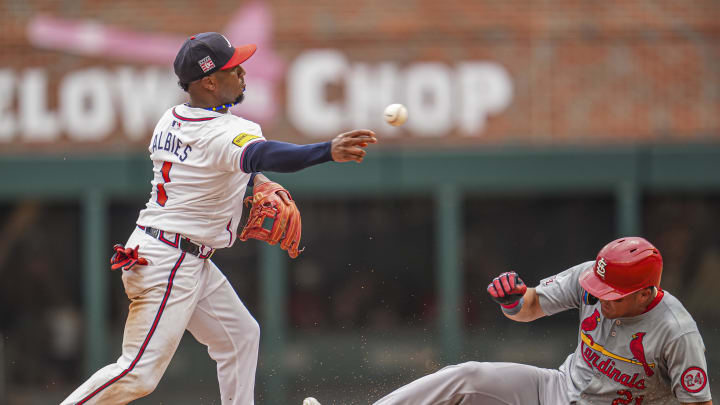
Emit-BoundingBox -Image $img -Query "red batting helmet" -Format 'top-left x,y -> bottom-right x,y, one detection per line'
579,237 -> 662,300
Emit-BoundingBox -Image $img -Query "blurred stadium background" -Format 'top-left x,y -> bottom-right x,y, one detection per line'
1,0 -> 718,403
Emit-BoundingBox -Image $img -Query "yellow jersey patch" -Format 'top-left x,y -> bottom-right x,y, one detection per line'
232,133 -> 261,148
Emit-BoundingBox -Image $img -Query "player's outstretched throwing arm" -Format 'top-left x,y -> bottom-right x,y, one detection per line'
487,271 -> 547,322
241,129 -> 376,173
236,130 -> 375,258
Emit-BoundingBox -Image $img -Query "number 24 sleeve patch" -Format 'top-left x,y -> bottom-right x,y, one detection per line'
680,366 -> 707,393
233,133 -> 261,147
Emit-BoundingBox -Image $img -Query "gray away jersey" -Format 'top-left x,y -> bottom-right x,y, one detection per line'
536,262 -> 712,404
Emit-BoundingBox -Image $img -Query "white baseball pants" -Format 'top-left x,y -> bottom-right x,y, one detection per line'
373,361 -> 569,405
61,227 -> 260,404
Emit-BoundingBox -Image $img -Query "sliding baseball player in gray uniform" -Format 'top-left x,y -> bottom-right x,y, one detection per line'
371,237 -> 713,405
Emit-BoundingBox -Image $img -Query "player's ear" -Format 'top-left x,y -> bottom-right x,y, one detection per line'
199,75 -> 217,91
639,286 -> 654,301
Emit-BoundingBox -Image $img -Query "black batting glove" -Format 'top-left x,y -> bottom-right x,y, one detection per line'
487,271 -> 527,307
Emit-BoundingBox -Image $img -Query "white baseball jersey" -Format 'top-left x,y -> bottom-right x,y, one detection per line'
537,262 -> 712,404
137,103 -> 266,249
63,103 -> 266,405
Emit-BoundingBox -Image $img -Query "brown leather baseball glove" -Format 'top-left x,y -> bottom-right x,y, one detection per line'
239,181 -> 302,258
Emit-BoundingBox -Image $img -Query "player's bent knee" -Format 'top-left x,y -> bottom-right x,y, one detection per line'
135,378 -> 161,398
244,318 -> 260,345
226,318 -> 260,355
451,361 -> 493,382
252,318 -> 260,338
126,370 -> 164,398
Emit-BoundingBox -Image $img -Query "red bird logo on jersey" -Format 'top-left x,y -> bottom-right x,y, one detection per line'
581,309 -> 601,332
629,332 -> 654,377
580,309 -> 601,346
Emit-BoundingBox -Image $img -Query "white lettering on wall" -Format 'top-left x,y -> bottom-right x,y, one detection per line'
405,63 -> 453,137
457,62 -> 513,135
287,50 -> 346,137
61,69 -> 114,141
0,67 -> 182,143
115,67 -> 181,140
0,51 -> 512,144
347,63 -> 400,136
287,50 -> 513,138
0,70 -> 15,141
20,69 -> 60,141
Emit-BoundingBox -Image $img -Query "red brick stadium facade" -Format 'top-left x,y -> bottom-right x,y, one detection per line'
0,0 -> 717,151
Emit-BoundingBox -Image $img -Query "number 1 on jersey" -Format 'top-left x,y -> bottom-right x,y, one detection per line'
156,161 -> 173,206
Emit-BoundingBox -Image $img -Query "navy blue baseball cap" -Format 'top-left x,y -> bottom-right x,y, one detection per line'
174,32 -> 257,84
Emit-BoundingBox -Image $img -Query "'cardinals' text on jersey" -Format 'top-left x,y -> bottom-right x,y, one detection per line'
536,262 -> 712,404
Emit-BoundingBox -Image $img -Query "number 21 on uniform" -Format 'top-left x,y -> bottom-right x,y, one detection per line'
613,390 -> 644,405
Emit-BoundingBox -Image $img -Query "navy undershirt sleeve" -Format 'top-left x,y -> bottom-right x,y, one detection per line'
241,140 -> 333,173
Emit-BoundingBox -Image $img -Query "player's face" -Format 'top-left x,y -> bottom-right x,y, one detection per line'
214,64 -> 246,105
599,288 -> 653,319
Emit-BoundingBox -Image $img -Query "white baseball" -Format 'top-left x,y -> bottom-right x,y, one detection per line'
383,103 -> 408,126
303,397 -> 321,405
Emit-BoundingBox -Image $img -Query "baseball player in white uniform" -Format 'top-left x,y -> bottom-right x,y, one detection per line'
369,237 -> 713,405
61,32 -> 376,404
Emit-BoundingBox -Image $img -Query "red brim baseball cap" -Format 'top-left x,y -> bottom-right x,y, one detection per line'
174,32 -> 257,83
578,267 -> 634,301
221,44 -> 257,70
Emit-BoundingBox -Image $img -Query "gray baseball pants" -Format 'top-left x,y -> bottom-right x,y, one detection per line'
373,361 -> 569,405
